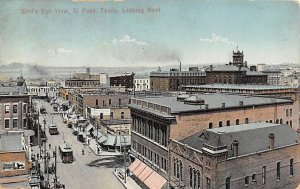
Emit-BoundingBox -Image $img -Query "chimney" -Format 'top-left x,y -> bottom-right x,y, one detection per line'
232,140 -> 239,157
239,101 -> 243,106
269,133 -> 275,149
238,65 -> 241,71
86,67 -> 90,75
221,103 -> 225,108
209,65 -> 213,71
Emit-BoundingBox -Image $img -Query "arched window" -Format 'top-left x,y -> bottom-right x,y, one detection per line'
286,109 -> 289,116
173,158 -> 176,177
96,99 -> 98,106
193,169 -> 197,189
236,119 -> 239,125
226,120 -> 230,126
276,119 -> 279,124
209,122 -> 213,129
179,161 -> 183,180
245,118 -> 249,124
280,119 -> 283,124
189,167 -> 193,187
269,120 -> 272,123
290,121 -> 293,127
197,171 -> 201,189
219,121 -> 223,127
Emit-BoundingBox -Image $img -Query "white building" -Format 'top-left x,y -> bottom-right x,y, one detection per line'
134,78 -> 150,91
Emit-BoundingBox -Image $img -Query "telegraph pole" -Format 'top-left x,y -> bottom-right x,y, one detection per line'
123,135 -> 127,183
54,146 -> 57,189
96,122 -> 99,154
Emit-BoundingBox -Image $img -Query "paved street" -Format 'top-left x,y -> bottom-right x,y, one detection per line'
33,100 -> 125,189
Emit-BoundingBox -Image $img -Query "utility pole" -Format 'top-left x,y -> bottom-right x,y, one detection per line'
96,122 -> 99,154
54,146 -> 57,189
123,135 -> 127,183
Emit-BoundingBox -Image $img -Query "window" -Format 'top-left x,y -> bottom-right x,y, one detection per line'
286,109 -> 289,117
226,120 -> 230,126
96,99 -> 98,106
245,176 -> 249,185
179,161 -> 183,180
290,159 -> 294,176
129,99 -> 131,104
23,104 -> 27,113
206,177 -> 211,189
290,109 -> 292,116
236,119 -> 239,125
269,120 -> 272,123
276,119 -> 279,124
173,158 -> 177,177
219,121 -> 223,127
245,118 -> 249,124
286,121 -> 289,125
5,105 -> 9,113
290,121 -> 292,127
226,177 -> 230,189
5,119 -> 9,128
110,112 -> 113,119
121,112 -> 124,119
13,119 -> 18,128
189,167 -> 193,187
277,162 -> 280,180
252,174 -> 256,183
13,105 -> 17,113
280,119 -> 283,124
109,99 -> 111,105
209,122 -> 213,129
119,99 -> 121,106
100,113 -> 103,119
197,171 -> 201,189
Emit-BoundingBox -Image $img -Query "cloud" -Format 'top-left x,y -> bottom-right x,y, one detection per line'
200,34 -> 236,45
48,48 -> 72,54
110,35 -> 148,46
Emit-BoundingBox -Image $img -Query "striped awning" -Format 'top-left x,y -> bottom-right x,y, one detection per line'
128,159 -> 167,189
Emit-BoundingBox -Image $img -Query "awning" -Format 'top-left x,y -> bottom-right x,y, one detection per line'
115,135 -> 131,147
85,124 -> 93,132
128,159 -> 167,189
102,134 -> 116,146
97,136 -> 107,144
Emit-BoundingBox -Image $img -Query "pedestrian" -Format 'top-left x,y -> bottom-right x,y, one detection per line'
87,139 -> 90,145
82,149 -> 84,155
49,144 -> 51,149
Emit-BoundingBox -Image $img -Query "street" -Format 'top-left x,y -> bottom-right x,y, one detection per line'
33,100 -> 125,189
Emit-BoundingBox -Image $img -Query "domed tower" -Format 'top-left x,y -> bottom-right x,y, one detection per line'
232,46 -> 245,67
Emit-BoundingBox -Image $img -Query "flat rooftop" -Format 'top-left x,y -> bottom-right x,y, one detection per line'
132,93 -> 292,114
184,84 -> 296,90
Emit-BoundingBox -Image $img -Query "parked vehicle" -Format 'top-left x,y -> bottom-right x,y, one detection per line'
40,107 -> 46,114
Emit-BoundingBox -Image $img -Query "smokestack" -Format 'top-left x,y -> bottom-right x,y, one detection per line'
232,140 -> 239,157
179,61 -> 182,71
86,67 -> 90,75
269,133 -> 275,149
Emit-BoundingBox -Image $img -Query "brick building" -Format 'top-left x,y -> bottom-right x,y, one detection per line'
169,123 -> 300,189
128,93 -> 298,188
0,131 -> 32,177
150,68 -> 206,92
0,77 -> 29,131
110,73 -> 134,89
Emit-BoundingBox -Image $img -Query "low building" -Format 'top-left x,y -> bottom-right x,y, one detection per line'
128,93 -> 298,185
169,123 -> 300,189
134,78 -> 150,91
0,131 -> 32,177
262,70 -> 282,85
110,73 -> 134,89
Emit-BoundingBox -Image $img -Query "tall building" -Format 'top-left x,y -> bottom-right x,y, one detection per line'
0,77 -> 29,131
128,93 -> 298,189
169,123 -> 300,189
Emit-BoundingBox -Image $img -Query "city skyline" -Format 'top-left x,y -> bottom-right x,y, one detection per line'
0,0 -> 299,67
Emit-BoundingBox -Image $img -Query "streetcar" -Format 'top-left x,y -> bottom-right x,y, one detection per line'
48,124 -> 59,135
59,144 -> 73,163
40,106 -> 46,114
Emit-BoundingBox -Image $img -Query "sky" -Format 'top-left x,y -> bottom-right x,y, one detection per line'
0,0 -> 299,67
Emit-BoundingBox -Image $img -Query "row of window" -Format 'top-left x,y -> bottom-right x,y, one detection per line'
4,104 -> 27,114
95,99 -> 130,107
286,109 -> 293,117
1,118 -> 27,129
226,159 -> 294,189
99,112 -> 125,119
209,117 -> 292,129
29,88 -> 51,93
132,140 -> 168,172
66,81 -> 100,87
132,117 -> 168,147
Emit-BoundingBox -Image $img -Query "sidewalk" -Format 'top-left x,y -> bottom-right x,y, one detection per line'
113,169 -> 141,189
